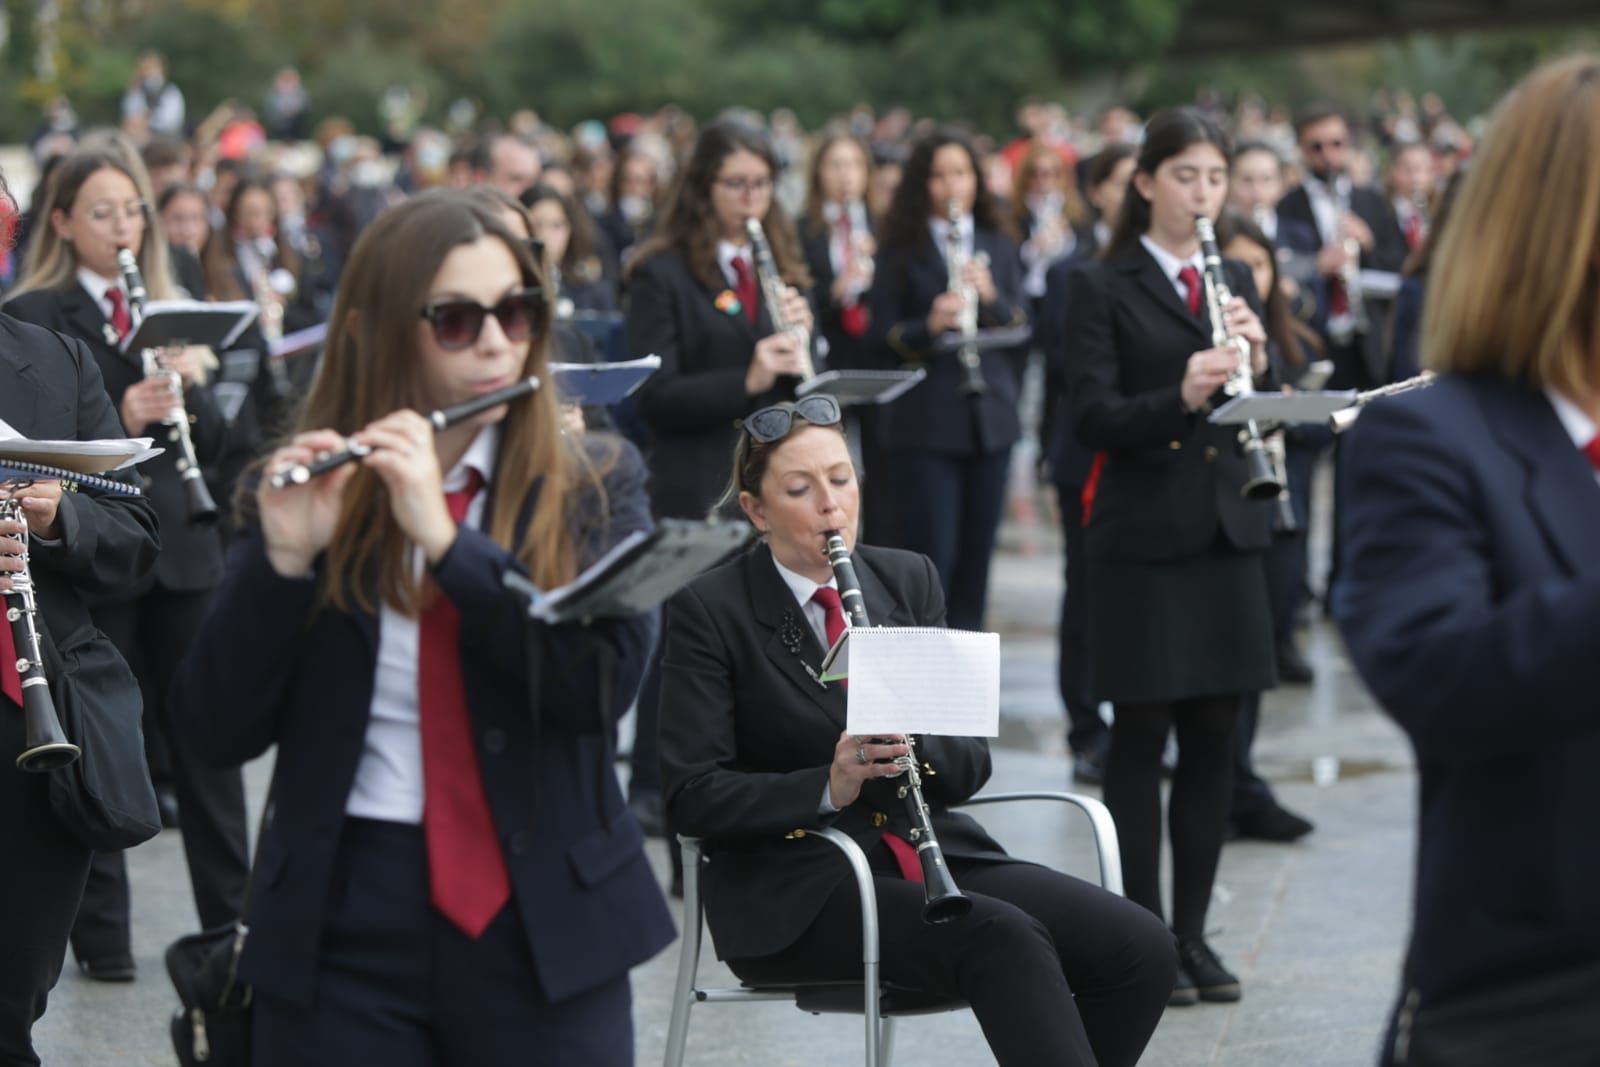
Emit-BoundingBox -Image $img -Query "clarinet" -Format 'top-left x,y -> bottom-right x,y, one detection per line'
117,248 -> 220,525
268,375 -> 542,488
744,217 -> 814,380
1193,216 -> 1284,502
1329,371 -> 1437,433
824,531 -> 971,924
944,199 -> 989,397
1,490 -> 80,772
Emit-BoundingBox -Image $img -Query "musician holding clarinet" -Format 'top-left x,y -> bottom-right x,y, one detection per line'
658,396 -> 1175,1067
1060,108 -> 1277,1005
172,191 -> 672,1066
1,165 -> 161,1064
3,144 -> 247,984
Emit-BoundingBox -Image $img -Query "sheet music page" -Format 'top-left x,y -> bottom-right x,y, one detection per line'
845,627 -> 1000,737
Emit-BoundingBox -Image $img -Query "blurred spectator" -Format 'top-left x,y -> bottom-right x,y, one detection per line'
158,183 -> 213,258
122,52 -> 186,140
265,67 -> 312,141
1386,141 -> 1437,250
477,133 -> 543,200
141,136 -> 192,197
597,145 -> 660,263
28,97 -> 80,161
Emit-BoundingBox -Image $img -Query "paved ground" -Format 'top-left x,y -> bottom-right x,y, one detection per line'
33,485 -> 1416,1066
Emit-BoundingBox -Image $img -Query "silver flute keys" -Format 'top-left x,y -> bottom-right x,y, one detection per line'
744,217 -> 814,380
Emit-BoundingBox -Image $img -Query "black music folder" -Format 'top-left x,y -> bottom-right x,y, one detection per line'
121,300 -> 258,354
551,355 -> 660,407
797,368 -> 927,406
503,519 -> 753,623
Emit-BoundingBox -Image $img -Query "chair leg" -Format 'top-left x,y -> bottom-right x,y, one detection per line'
879,1016 -> 898,1066
664,838 -> 704,1067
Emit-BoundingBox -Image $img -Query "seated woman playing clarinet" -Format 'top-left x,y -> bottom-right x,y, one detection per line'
172,190 -> 673,1066
658,396 -> 1176,1067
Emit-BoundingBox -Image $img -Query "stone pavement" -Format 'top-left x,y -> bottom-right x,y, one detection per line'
33,517 -> 1417,1066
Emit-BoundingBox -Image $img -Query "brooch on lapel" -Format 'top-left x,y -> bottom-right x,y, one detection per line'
780,610 -> 828,690
714,289 -> 743,317
102,323 -> 120,346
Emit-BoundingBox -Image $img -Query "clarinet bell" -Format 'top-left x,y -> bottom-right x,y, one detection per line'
920,854 -> 973,924
18,683 -> 80,772
1240,443 -> 1285,502
181,469 -> 221,526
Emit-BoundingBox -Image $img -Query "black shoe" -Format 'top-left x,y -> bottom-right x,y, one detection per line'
156,786 -> 181,830
1276,636 -> 1314,685
1071,734 -> 1109,786
1234,803 -> 1314,843
79,956 -> 137,983
1177,937 -> 1241,1003
1167,973 -> 1198,1007
628,791 -> 666,837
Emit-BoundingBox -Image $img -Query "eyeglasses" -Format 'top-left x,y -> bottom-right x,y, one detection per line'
419,287 -> 547,350
741,394 -> 842,443
715,176 -> 774,195
1306,139 -> 1346,152
82,201 -> 149,224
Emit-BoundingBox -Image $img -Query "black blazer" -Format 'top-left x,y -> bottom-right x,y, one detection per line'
627,249 -> 805,519
659,542 -> 1009,962
1334,375 -> 1600,1008
798,213 -> 873,372
1039,247 -> 1099,489
4,284 -> 228,593
865,227 -> 1027,456
1063,245 -> 1274,562
172,437 -> 675,1008
0,313 -> 160,725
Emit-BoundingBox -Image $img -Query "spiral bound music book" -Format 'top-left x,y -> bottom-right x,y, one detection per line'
821,627 -> 1001,737
0,420 -> 158,496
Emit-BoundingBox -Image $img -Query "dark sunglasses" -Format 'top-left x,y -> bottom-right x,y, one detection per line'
741,394 -> 842,443
1307,139 -> 1346,152
420,287 -> 547,350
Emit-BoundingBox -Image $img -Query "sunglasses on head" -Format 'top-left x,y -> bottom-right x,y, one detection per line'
420,287 -> 546,350
741,394 -> 842,443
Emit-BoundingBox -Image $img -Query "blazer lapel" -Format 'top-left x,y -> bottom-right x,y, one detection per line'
1486,382 -> 1600,578
745,544 -> 846,726
0,339 -> 45,439
1122,247 -> 1209,341
61,284 -> 124,355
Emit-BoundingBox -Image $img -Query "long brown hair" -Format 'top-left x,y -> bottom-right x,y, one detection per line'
878,128 -> 1016,254
201,176 -> 304,302
626,119 -> 810,292
802,128 -> 874,231
1011,142 -> 1087,230
1424,54 -> 1600,399
7,147 -> 178,302
1103,108 -> 1231,261
300,190 -> 583,617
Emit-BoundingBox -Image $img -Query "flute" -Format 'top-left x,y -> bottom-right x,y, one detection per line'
268,375 -> 541,489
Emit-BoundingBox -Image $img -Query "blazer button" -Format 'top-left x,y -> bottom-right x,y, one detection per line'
509,831 -> 531,856
1204,446 -> 1219,462
1168,440 -> 1182,450
785,829 -> 807,840
871,811 -> 888,829
483,728 -> 507,755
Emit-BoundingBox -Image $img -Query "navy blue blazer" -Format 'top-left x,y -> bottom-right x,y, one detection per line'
173,437 -> 675,1008
1334,375 -> 1600,1006
865,226 -> 1028,456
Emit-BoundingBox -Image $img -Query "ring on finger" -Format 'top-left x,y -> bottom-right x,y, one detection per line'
855,746 -> 868,766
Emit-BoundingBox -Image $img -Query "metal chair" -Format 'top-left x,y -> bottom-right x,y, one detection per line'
661,791 -> 1123,1067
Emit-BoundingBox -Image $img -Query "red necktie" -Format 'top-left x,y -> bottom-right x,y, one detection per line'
1583,435 -> 1600,471
731,255 -> 759,327
1404,214 -> 1422,250
1177,266 -> 1202,316
418,469 -> 511,938
106,288 -> 131,343
811,585 -> 923,883
1,587 -> 21,706
837,214 -> 869,338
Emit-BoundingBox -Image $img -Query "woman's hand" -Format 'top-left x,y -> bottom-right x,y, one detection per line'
828,731 -> 909,810
963,257 -> 997,305
354,411 -> 458,564
259,429 -> 359,577
1182,347 -> 1238,412
0,506 -> 27,594
778,285 -> 814,336
560,403 -> 586,436
120,376 -> 178,434
926,291 -> 966,335
745,332 -> 810,395
160,344 -> 211,389
10,481 -> 64,540
1221,296 -> 1270,376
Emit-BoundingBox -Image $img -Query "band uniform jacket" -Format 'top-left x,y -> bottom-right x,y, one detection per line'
865,226 -> 1028,457
798,214 -> 872,372
659,542 -> 1011,962
1062,245 -> 1274,563
4,285 -> 227,594
172,438 -> 676,1008
1334,375 -> 1600,1010
0,312 -> 160,730
627,248 -> 814,520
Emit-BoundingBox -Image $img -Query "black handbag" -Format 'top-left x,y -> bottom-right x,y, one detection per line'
41,629 -> 161,851
166,805 -> 268,1066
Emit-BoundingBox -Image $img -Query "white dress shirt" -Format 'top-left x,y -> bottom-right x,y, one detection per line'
1139,235 -> 1204,303
1543,389 -> 1600,489
345,425 -> 500,823
1301,172 -> 1352,248
717,240 -> 753,291
822,200 -> 871,278
769,553 -> 850,815
76,267 -> 128,336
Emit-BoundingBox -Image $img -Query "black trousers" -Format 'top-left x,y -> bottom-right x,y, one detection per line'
1103,695 -> 1240,939
1053,476 -> 1108,755
71,588 -> 249,962
888,449 -> 1012,632
1231,692 -> 1276,820
0,707 -> 92,1066
254,819 -> 634,1067
729,855 -> 1176,1067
